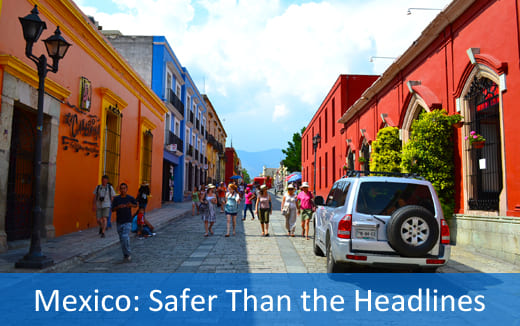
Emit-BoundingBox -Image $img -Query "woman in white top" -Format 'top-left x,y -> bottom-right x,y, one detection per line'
281,184 -> 299,236
224,183 -> 241,237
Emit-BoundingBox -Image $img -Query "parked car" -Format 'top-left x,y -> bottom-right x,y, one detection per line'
312,171 -> 451,272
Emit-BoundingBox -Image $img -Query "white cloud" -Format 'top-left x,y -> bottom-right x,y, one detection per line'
272,104 -> 289,122
77,0 -> 452,151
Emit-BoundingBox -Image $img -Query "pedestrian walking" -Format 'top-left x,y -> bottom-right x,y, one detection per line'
255,185 -> 272,236
192,186 -> 200,216
92,175 -> 116,238
243,187 -> 255,221
281,184 -> 299,236
201,184 -> 218,236
217,182 -> 227,213
297,182 -> 314,240
112,183 -> 137,262
225,184 -> 241,237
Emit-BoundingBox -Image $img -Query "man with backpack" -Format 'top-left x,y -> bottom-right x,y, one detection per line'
92,175 -> 116,238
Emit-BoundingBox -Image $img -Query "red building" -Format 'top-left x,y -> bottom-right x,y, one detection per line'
337,0 -> 520,264
302,74 -> 378,198
224,147 -> 241,184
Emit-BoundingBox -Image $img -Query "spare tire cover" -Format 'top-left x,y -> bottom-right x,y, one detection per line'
386,205 -> 439,257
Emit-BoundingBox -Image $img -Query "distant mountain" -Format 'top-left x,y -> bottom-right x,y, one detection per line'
236,149 -> 284,178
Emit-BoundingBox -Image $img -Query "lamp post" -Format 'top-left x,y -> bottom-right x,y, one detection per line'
15,5 -> 71,269
312,133 -> 321,195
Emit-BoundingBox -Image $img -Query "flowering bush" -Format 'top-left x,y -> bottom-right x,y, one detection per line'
465,131 -> 486,144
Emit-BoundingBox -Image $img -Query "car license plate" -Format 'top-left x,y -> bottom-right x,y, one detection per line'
356,228 -> 377,240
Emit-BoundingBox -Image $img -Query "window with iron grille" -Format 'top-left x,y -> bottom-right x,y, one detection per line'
141,130 -> 153,185
103,108 -> 122,187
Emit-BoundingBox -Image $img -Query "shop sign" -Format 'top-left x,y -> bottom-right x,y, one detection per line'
79,77 -> 92,112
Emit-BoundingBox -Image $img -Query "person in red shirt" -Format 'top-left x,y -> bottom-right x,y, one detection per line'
242,188 -> 255,221
217,182 -> 227,213
297,182 -> 314,240
136,207 -> 146,239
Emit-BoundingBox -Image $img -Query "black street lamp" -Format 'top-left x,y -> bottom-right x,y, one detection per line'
15,5 -> 71,269
312,133 -> 321,195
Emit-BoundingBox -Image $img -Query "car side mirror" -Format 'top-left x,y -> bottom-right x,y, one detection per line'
315,196 -> 324,206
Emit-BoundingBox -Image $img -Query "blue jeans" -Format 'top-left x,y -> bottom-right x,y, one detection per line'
117,222 -> 132,257
243,204 -> 254,218
107,210 -> 112,228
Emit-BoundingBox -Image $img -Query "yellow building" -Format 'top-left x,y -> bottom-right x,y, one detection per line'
203,95 -> 226,184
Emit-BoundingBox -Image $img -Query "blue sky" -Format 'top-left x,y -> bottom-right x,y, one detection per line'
77,0 -> 451,153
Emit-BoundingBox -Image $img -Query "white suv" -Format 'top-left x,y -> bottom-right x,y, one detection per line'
313,171 -> 451,272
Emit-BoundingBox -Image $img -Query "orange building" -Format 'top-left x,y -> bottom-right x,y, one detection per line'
0,0 -> 167,251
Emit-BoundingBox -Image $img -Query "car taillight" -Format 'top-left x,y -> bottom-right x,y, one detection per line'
338,214 -> 352,239
347,255 -> 367,261
441,219 -> 450,244
426,259 -> 445,265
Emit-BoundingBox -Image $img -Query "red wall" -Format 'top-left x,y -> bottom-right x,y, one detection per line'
302,75 -> 378,198
336,0 -> 520,216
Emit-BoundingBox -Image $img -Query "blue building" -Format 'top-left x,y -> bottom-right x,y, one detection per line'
103,33 -> 208,202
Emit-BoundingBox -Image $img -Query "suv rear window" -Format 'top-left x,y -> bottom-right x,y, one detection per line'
356,182 -> 434,215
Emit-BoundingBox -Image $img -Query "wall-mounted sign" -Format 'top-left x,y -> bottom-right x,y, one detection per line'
79,77 -> 92,111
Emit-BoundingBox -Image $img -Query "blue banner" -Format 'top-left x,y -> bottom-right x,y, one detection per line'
0,273 -> 518,325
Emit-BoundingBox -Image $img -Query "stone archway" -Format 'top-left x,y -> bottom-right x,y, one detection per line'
401,95 -> 430,144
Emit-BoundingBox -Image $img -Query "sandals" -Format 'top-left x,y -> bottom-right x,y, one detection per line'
225,234 -> 230,237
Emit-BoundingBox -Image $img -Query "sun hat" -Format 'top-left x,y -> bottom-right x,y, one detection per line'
207,184 -> 216,189
287,184 -> 295,189
300,182 -> 310,188
260,184 -> 267,190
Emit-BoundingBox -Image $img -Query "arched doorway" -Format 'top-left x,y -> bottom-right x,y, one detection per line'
402,95 -> 430,144
464,76 -> 502,211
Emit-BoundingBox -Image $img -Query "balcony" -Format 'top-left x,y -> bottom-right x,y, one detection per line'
167,89 -> 184,117
165,130 -> 183,153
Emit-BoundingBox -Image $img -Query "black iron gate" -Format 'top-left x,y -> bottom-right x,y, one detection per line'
465,77 -> 502,211
6,108 -> 36,241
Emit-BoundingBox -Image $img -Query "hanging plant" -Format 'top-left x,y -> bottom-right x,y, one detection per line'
452,114 -> 464,128
342,165 -> 348,170
358,156 -> 366,164
465,130 -> 486,148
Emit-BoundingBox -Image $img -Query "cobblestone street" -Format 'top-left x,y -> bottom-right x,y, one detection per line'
51,192 -> 520,273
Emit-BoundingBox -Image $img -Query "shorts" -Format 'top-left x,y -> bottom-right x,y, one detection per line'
301,209 -> 313,221
225,211 -> 238,216
258,208 -> 270,224
96,207 -> 111,219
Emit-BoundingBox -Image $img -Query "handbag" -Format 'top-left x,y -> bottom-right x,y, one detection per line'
282,205 -> 290,216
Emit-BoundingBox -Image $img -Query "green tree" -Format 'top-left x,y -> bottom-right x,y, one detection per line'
401,110 -> 459,218
370,126 -> 402,172
241,168 -> 251,184
282,127 -> 305,172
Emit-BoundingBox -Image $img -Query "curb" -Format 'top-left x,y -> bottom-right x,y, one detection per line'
42,208 -> 191,273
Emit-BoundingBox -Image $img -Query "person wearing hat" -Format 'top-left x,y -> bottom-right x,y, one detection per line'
281,184 -> 299,236
297,181 -> 314,240
255,184 -> 272,236
201,184 -> 218,236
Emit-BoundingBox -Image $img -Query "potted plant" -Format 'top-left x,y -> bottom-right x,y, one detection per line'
358,156 -> 367,164
342,165 -> 348,170
452,114 -> 464,128
465,130 -> 486,148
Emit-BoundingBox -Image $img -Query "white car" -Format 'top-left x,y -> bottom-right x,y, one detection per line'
313,172 -> 451,273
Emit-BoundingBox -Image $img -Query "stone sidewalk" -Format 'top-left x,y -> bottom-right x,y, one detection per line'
0,201 -> 192,273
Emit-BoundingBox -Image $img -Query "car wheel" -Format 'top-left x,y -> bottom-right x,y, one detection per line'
326,238 -> 341,273
387,205 -> 439,257
313,220 -> 324,257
